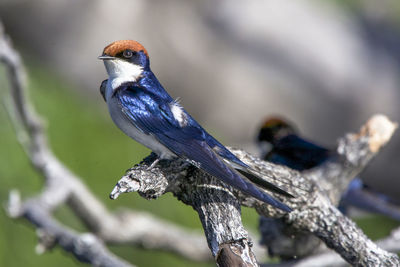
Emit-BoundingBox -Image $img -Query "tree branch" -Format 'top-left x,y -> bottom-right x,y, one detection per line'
7,191 -> 132,267
264,225 -> 400,267
111,115 -> 398,266
258,115 -> 399,259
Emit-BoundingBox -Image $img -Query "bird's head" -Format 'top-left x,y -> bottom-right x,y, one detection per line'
99,40 -> 149,82
257,117 -> 297,144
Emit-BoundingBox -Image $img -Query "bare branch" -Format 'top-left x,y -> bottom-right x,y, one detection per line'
0,20 -> 211,265
6,191 -> 132,267
258,114 -> 399,259
112,115 -> 398,266
265,226 -> 400,267
111,155 -> 261,266
306,114 -> 398,205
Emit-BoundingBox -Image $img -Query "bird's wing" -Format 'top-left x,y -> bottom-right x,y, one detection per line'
205,132 -> 293,197
270,135 -> 332,170
279,135 -> 330,155
115,86 -> 291,211
100,79 -> 107,101
205,135 -> 248,168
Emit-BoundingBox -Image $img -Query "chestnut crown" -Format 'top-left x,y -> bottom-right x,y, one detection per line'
102,40 -> 149,58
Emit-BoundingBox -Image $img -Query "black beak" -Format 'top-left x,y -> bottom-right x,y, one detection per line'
98,54 -> 115,60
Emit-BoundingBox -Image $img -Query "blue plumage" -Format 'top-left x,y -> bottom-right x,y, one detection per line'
99,40 -> 292,212
258,117 -> 400,220
265,134 -> 331,171
116,79 -> 291,211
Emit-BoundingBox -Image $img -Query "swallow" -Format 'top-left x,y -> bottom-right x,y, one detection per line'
98,40 -> 293,211
257,117 -> 332,170
257,117 -> 400,220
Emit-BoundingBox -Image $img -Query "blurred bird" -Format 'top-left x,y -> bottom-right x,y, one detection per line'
98,40 -> 293,211
257,117 -> 400,220
257,117 -> 332,170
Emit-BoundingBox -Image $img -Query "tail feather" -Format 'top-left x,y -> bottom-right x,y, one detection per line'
235,168 -> 294,198
152,132 -> 292,211
183,141 -> 292,212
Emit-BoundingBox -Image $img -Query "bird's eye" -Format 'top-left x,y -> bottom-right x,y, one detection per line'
123,50 -> 134,58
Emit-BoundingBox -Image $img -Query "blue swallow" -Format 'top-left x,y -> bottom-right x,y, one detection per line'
257,117 -> 332,170
98,40 -> 293,212
257,117 -> 400,220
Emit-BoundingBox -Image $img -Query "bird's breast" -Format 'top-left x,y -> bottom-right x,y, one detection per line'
106,91 -> 175,159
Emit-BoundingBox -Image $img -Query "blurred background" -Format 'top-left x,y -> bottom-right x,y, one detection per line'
0,0 -> 399,266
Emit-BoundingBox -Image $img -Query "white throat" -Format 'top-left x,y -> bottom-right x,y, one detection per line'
104,59 -> 143,91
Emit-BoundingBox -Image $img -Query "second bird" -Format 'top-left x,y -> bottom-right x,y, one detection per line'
257,117 -> 400,220
98,40 -> 292,212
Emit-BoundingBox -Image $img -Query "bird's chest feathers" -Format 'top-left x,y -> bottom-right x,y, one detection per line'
105,87 -> 177,159
106,96 -> 174,158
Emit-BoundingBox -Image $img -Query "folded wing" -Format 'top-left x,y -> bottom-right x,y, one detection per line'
116,85 -> 292,212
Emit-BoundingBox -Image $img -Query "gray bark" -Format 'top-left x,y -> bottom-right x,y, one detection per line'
112,115 -> 398,266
